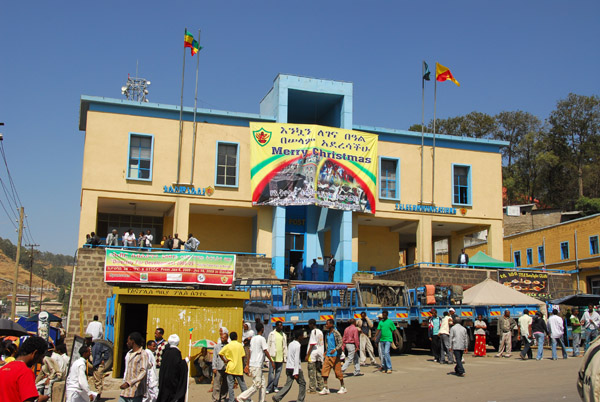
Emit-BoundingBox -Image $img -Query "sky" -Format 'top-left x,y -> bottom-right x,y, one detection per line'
0,1 -> 599,256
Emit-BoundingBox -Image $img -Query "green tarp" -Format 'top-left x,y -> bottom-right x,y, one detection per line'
467,251 -> 515,268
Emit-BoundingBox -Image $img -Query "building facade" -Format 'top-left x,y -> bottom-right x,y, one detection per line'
78,74 -> 507,282
503,214 -> 600,293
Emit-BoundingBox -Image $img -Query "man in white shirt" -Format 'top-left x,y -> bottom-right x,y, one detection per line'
518,309 -> 533,360
66,346 -> 96,402
237,323 -> 274,402
439,311 -> 454,364
85,316 -> 103,342
123,229 -> 136,248
272,330 -> 306,402
582,305 -> 600,352
143,340 -> 158,402
145,230 -> 153,248
305,319 -> 324,394
548,309 -> 568,360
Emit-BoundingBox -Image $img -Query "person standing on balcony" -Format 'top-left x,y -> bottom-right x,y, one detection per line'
457,249 -> 469,267
185,234 -> 200,252
328,255 -> 336,282
106,229 -> 119,247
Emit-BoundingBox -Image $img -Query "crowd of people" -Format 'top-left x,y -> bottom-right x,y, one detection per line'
3,304 -> 599,402
85,230 -> 201,252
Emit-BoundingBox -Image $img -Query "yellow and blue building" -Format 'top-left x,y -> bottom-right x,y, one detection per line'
78,74 -> 507,282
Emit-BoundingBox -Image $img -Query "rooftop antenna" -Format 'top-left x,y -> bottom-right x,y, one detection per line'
121,61 -> 151,102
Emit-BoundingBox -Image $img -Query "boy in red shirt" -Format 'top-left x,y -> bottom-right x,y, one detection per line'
0,336 -> 49,402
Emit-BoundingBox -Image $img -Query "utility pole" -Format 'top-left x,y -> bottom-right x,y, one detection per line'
39,267 -> 45,313
10,207 -> 24,319
26,244 -> 39,316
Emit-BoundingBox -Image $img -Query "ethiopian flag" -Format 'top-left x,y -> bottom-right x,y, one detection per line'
184,30 -> 201,56
436,63 -> 460,86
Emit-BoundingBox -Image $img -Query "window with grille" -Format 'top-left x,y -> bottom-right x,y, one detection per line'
128,134 -> 153,180
215,142 -> 239,187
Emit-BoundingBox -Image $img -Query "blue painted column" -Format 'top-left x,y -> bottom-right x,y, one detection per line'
304,206 -> 321,281
339,210 -> 355,282
272,206 -> 286,278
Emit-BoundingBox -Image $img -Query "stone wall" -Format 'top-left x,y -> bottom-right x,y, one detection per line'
66,248 -> 113,339
377,264 -> 573,300
235,255 -> 275,279
66,249 -> 274,339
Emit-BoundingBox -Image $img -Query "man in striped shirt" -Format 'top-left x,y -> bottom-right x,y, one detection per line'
120,332 -> 148,402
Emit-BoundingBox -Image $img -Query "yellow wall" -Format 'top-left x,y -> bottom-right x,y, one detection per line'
80,108 -> 506,263
188,213 -> 253,252
113,289 -> 246,377
504,215 -> 600,269
357,225 -> 400,271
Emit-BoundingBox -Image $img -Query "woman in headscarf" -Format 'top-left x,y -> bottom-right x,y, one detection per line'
157,334 -> 188,402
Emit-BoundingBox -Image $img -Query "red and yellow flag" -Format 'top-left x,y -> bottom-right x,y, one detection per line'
436,63 -> 460,87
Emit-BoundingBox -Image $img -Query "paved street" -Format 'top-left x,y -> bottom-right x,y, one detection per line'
98,350 -> 583,402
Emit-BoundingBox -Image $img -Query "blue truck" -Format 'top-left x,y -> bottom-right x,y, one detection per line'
236,279 -> 541,353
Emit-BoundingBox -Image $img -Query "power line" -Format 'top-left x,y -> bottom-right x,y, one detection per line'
0,135 -> 36,245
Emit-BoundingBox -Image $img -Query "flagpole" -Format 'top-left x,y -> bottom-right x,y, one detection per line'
190,29 -> 201,185
432,69 -> 437,205
176,28 -> 187,185
420,61 -> 425,204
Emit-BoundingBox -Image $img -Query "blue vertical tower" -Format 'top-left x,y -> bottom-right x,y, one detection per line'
260,75 -> 356,282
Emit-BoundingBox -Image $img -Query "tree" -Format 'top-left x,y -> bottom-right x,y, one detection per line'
548,93 -> 600,198
575,197 -> 600,216
462,111 -> 498,139
494,111 -> 542,167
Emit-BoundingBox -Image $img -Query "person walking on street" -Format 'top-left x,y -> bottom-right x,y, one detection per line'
154,328 -> 166,370
237,323 -> 274,402
374,310 -> 396,374
266,321 -> 287,394
85,315 -> 104,342
341,319 -> 361,376
218,332 -> 247,402
212,331 -> 229,402
272,330 -> 306,402
473,315 -> 487,357
548,309 -> 568,360
66,346 -> 95,402
319,319 -> 346,395
439,311 -> 454,365
356,312 -> 377,366
532,311 -> 549,360
496,310 -> 516,358
143,340 -> 158,402
120,332 -> 148,402
581,305 -> 600,352
428,309 -> 442,362
571,308 -> 582,357
157,334 -> 188,402
91,336 -> 111,397
518,309 -> 533,360
305,319 -> 324,394
449,317 -> 468,377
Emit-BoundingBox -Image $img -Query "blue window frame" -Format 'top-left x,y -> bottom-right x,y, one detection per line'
538,245 -> 544,264
127,133 -> 154,181
452,164 -> 472,206
514,251 -> 521,267
591,236 -> 599,255
215,141 -> 239,187
379,157 -> 400,200
560,241 -> 570,260
526,248 -> 533,265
